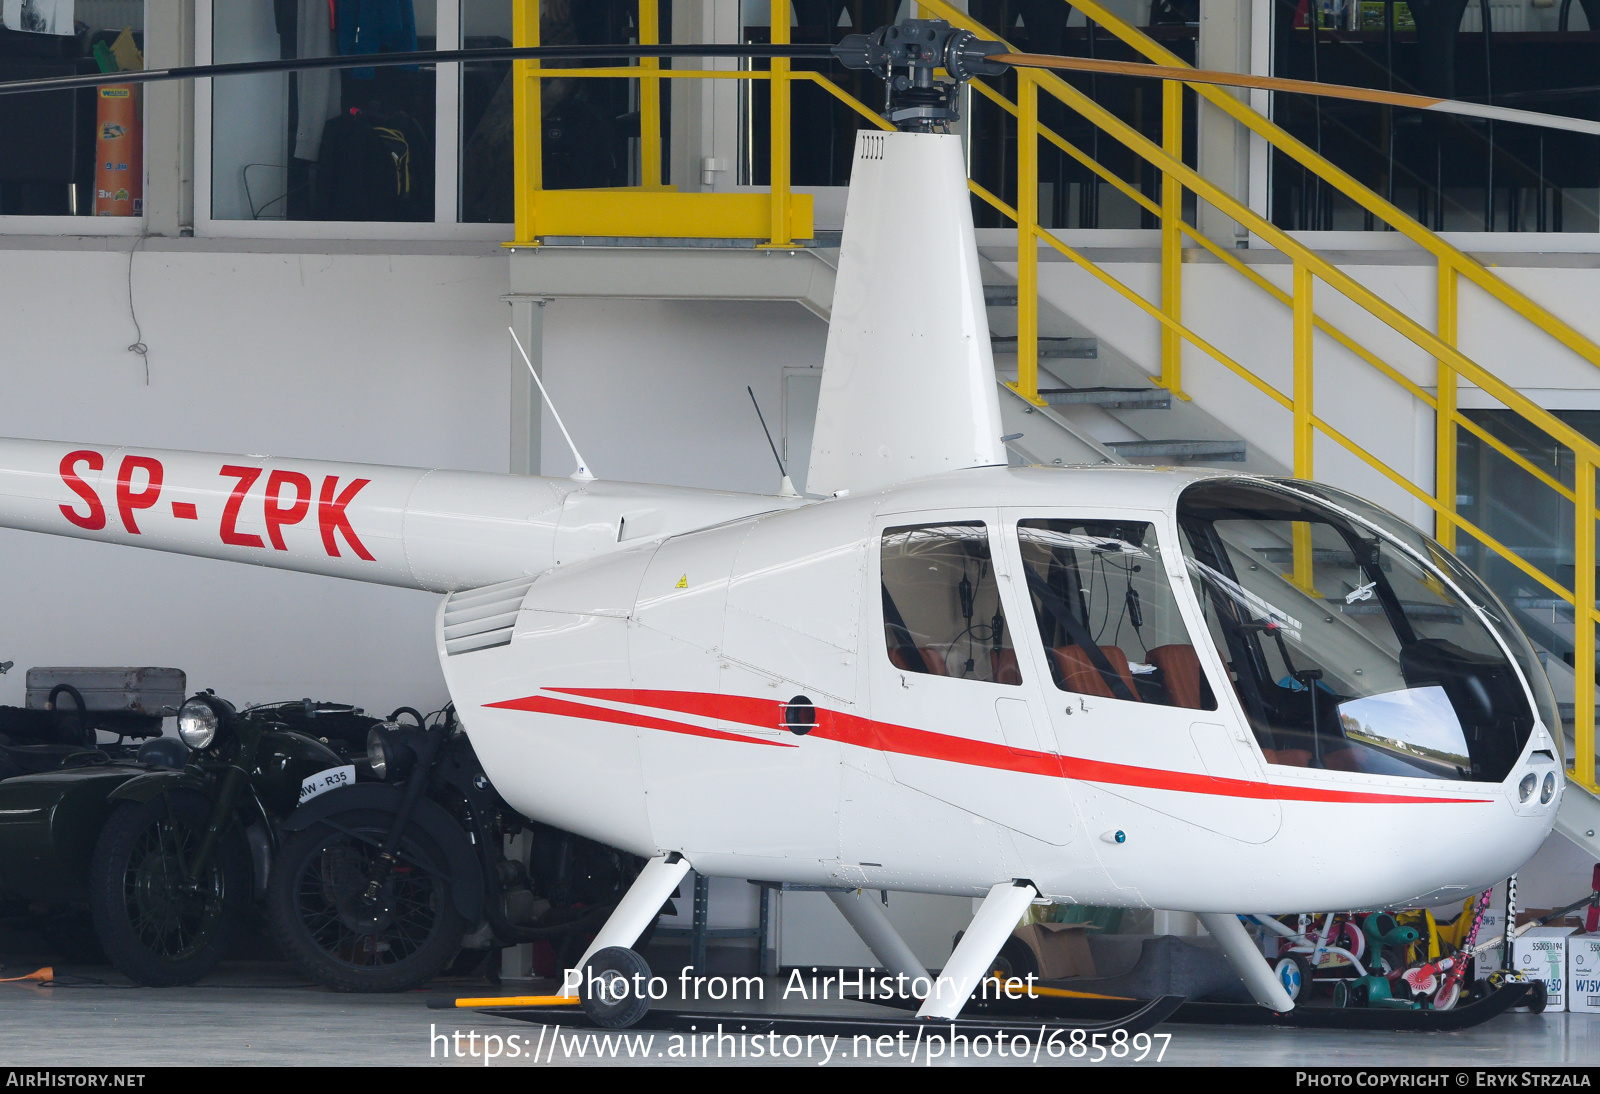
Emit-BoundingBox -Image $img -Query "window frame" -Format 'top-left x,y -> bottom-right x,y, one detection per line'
998,506 -> 1234,717
0,1 -> 150,235
195,0 -> 506,241
873,510 -> 1026,689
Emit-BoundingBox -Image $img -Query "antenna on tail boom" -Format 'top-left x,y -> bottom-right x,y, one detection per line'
747,386 -> 800,499
509,327 -> 595,483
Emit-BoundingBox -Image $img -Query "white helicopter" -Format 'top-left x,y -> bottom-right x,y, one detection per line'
0,23 -> 1569,1024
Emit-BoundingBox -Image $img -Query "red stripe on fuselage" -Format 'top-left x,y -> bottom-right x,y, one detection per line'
485,694 -> 796,748
536,687 -> 1489,806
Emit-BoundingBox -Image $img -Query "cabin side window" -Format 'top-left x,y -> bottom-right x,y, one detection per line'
880,522 -> 1019,685
1016,519 -> 1216,710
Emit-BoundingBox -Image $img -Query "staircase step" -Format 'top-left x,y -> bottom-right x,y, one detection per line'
991,336 -> 1097,359
984,285 -> 1019,307
1105,439 -> 1247,462
1039,386 -> 1172,410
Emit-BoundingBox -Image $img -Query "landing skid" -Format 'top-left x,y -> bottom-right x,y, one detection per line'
959,980 -> 1531,1031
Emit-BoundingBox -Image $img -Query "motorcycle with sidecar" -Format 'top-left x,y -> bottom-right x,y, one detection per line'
0,691 -> 356,984
267,705 -> 647,992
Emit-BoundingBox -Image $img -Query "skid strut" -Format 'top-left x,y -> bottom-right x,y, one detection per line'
564,852 -> 692,990
918,879 -> 1041,1020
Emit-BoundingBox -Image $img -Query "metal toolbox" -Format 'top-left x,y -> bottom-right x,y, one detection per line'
25,667 -> 186,716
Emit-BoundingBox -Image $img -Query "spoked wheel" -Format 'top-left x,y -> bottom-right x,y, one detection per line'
88,791 -> 250,986
1432,978 -> 1462,1011
267,809 -> 467,992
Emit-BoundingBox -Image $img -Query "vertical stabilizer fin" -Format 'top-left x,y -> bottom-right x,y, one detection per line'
806,130 -> 1006,497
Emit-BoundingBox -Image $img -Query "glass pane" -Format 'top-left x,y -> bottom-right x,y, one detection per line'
1270,0 -> 1600,233
1280,477 -> 1562,738
880,522 -> 1019,685
211,0 -> 436,222
1016,518 -> 1215,710
0,1 -> 145,216
460,0 -> 511,222
1178,480 -> 1534,781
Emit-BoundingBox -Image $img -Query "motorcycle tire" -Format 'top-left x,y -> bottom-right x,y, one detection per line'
88,790 -> 251,986
267,808 -> 469,993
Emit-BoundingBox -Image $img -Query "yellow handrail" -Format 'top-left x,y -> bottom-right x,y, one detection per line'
508,0 -> 887,246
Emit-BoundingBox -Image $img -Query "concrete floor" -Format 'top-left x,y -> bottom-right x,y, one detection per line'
0,962 -> 1596,1067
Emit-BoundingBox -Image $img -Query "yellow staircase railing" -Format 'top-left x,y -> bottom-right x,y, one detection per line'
509,0 -> 893,246
918,0 -> 1600,790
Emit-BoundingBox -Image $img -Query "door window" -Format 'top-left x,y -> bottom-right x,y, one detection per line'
1016,518 -> 1215,710
880,522 -> 1019,685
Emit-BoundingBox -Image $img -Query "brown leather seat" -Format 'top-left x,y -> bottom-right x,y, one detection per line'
1146,643 -> 1204,709
1322,748 -> 1361,772
1262,747 -> 1313,768
889,646 -> 950,676
1051,644 -> 1140,701
990,647 -> 1022,685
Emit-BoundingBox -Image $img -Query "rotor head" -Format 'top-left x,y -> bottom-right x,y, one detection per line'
834,20 -> 1008,132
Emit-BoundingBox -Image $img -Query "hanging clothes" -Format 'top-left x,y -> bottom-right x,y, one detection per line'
336,0 -> 418,80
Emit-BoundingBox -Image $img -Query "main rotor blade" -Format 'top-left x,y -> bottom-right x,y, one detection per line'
996,51 -> 1600,138
0,43 -> 836,97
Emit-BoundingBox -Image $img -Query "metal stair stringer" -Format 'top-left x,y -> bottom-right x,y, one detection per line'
980,254 -> 1285,476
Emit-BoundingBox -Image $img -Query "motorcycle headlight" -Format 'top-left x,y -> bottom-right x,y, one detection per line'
177,696 -> 221,750
1518,773 -> 1537,803
366,723 -> 400,780
1541,771 -> 1557,805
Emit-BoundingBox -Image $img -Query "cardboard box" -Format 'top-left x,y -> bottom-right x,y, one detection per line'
1567,937 -> 1600,1014
1014,923 -> 1096,980
1513,927 -> 1574,1012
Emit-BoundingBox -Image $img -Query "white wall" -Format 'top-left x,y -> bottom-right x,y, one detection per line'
0,243 -> 827,717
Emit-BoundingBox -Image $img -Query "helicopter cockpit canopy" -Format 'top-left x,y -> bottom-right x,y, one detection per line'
1177,480 -> 1537,783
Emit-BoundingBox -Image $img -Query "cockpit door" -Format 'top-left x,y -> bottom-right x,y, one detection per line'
866,510 -> 1077,846
999,508 -> 1281,845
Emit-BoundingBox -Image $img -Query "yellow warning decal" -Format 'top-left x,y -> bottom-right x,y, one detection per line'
675,575 -> 688,589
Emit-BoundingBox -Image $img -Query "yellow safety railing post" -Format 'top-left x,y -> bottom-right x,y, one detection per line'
1436,260 -> 1458,552
767,0 -> 792,246
1292,261 -> 1316,592
1160,79 -> 1184,400
1016,69 -> 1041,405
639,0 -> 662,189
512,0 -> 541,243
1578,461 -> 1597,790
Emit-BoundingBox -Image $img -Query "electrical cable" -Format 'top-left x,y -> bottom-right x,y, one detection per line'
126,232 -> 150,385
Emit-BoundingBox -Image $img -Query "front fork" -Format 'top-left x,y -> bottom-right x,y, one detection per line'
360,723 -> 448,906
176,765 -> 250,887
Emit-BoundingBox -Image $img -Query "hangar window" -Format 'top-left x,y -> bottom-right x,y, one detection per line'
880,522 -> 1020,685
0,1 -> 147,217
1016,519 -> 1215,710
200,0 -> 523,230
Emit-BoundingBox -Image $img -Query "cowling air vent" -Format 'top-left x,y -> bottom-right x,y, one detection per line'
442,575 -> 537,656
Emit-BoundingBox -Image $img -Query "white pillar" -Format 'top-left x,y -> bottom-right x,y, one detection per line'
506,294 -> 546,476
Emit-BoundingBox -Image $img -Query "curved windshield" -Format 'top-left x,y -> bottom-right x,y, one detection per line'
1276,479 -> 1561,740
1178,480 -> 1534,782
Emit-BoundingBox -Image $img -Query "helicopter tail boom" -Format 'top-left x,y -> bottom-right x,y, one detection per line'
0,437 -> 790,593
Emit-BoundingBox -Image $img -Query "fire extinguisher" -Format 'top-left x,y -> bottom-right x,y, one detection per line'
94,84 -> 142,217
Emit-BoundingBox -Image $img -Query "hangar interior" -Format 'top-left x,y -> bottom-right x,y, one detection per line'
1,0 -> 1599,1062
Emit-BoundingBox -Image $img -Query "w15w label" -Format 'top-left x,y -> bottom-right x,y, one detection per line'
299,765 -> 355,804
